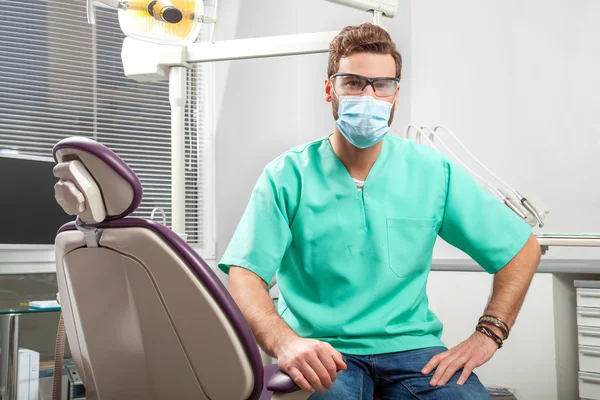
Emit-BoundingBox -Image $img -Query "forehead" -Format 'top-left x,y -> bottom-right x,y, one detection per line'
337,52 -> 396,78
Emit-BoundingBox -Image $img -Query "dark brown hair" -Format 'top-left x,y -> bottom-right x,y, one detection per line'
328,23 -> 402,79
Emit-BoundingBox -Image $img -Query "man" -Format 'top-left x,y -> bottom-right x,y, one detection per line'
219,23 -> 541,399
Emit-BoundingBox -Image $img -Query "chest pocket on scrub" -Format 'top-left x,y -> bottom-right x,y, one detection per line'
386,218 -> 437,279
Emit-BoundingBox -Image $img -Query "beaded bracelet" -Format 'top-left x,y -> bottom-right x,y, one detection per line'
476,324 -> 503,349
478,315 -> 510,340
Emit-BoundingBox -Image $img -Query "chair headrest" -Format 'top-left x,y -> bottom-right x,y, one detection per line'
52,137 -> 143,224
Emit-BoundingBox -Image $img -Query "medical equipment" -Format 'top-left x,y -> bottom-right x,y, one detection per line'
434,125 -> 546,228
415,126 -> 537,223
402,124 -> 549,228
84,0 -> 399,239
51,136 -> 310,399
87,0 -> 208,45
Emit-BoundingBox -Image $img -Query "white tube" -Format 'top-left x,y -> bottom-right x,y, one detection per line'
420,127 -> 495,191
169,66 -> 187,237
432,125 -> 546,227
401,125 -> 502,201
433,125 -> 521,200
400,124 -> 436,148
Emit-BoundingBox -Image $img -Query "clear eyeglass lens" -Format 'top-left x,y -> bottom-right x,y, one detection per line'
333,75 -> 397,97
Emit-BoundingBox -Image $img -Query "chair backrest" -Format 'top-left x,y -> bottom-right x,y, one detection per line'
52,137 -> 264,400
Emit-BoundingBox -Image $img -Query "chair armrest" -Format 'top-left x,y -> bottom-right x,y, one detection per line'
266,368 -> 301,393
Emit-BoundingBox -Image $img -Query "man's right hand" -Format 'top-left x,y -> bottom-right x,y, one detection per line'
227,267 -> 347,393
275,337 -> 347,393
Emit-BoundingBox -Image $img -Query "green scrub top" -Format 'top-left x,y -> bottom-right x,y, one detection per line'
219,135 -> 531,355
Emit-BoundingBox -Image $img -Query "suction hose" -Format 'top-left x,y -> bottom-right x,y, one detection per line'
52,312 -> 66,400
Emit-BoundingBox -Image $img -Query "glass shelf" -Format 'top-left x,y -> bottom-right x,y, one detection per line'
0,301 -> 61,315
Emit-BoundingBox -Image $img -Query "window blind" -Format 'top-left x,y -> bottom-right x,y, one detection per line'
0,0 -> 205,245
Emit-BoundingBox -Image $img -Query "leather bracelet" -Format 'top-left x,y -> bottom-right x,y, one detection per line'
476,324 -> 503,349
478,315 -> 509,340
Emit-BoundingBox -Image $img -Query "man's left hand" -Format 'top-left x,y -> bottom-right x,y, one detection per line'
421,330 -> 499,386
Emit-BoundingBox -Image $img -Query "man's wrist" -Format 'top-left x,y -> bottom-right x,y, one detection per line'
474,329 -> 500,349
479,323 -> 505,339
475,325 -> 503,349
272,331 -> 299,358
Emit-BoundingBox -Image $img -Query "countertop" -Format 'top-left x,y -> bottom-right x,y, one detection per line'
431,258 -> 600,274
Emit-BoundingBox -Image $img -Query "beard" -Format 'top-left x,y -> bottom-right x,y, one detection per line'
331,95 -> 396,127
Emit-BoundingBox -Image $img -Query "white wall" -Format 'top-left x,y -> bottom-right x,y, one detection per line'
215,0 -> 600,264
214,0 -> 412,269
410,0 -> 600,259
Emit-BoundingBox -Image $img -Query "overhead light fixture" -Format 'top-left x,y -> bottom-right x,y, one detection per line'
87,0 -> 208,45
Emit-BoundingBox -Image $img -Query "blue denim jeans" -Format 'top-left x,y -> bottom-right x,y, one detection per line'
309,346 -> 491,400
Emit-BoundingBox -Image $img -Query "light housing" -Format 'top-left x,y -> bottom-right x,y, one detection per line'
88,0 -> 204,45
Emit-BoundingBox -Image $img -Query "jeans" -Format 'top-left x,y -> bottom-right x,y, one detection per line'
309,346 -> 491,400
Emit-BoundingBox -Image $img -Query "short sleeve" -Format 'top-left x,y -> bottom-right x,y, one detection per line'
218,169 -> 293,285
438,158 -> 532,273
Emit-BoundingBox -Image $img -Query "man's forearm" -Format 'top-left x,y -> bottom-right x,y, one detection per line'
484,234 -> 541,332
228,266 -> 298,358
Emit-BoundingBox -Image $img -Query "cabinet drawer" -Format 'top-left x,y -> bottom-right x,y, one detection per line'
578,288 -> 600,308
579,346 -> 600,374
578,307 -> 600,328
580,327 -> 600,348
579,371 -> 600,400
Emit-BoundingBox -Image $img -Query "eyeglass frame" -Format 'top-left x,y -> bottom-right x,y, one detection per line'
329,73 -> 400,97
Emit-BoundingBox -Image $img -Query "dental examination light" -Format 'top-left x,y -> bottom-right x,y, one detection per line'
87,0 -> 211,45
402,125 -> 548,229
84,0 -> 399,239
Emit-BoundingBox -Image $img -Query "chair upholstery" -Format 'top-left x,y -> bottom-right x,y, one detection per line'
52,137 -> 305,400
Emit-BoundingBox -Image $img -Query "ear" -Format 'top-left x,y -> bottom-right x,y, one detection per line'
393,85 -> 401,110
325,79 -> 333,103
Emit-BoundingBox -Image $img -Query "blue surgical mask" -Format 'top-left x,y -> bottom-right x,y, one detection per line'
335,95 -> 394,149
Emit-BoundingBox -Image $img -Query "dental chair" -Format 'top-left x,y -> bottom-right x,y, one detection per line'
51,136 -> 305,400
